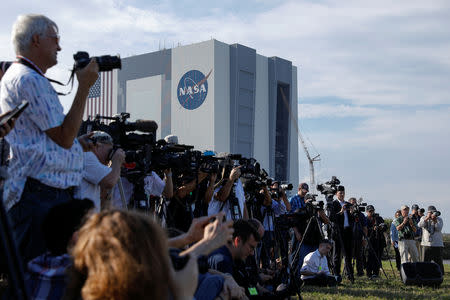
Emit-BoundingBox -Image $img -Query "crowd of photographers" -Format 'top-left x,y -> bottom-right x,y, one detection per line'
0,13 -> 445,300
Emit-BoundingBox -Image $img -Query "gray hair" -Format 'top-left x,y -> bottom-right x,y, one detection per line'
11,14 -> 58,54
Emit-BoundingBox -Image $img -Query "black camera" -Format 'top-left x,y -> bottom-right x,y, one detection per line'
199,155 -> 220,174
73,51 -> 121,72
432,211 -> 441,217
316,176 -> 341,202
280,183 -> 293,191
239,157 -> 260,176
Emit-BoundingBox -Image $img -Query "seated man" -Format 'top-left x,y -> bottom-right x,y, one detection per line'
300,239 -> 340,287
25,199 -> 94,300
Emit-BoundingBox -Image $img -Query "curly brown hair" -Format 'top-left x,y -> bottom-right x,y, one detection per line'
64,210 -> 174,300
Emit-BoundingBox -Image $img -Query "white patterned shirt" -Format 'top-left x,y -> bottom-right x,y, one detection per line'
0,61 -> 83,210
300,249 -> 330,280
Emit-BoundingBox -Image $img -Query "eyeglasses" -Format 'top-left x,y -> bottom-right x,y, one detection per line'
45,34 -> 60,44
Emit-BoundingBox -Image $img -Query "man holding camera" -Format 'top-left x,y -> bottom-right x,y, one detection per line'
394,205 -> 419,263
329,186 -> 355,282
208,155 -> 247,221
411,204 -> 423,260
73,131 -> 125,211
0,14 -> 98,263
418,205 -> 444,276
349,197 -> 368,277
365,205 -> 386,279
289,182 -> 308,246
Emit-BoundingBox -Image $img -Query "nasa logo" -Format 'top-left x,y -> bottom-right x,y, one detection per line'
177,69 -> 212,110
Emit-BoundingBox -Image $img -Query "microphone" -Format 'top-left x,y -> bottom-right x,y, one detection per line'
127,119 -> 158,133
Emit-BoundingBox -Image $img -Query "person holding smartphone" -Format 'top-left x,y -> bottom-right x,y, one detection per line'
0,14 -> 99,265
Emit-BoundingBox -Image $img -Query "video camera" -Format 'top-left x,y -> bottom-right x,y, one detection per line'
305,193 -> 325,210
73,51 -> 121,72
316,176 -> 342,204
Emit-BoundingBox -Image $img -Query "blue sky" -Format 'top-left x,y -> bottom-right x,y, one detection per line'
1,0 -> 449,231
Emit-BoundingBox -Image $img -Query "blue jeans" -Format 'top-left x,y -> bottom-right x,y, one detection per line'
194,273 -> 224,300
7,178 -> 73,265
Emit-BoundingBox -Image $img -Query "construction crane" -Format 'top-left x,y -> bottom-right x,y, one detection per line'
279,87 -> 320,191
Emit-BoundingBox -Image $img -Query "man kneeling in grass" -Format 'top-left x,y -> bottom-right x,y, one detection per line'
300,239 -> 341,287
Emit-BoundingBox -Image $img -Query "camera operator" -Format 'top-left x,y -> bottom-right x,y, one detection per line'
349,197 -> 368,277
167,171 -> 210,232
0,14 -> 99,264
329,185 -> 355,282
258,183 -> 275,268
418,206 -> 444,276
289,182 -> 308,244
193,172 -> 218,218
208,155 -> 248,221
365,205 -> 386,279
390,210 -> 402,271
411,204 -> 423,260
394,205 -> 419,263
73,131 -> 125,211
294,194 -> 330,273
111,135 -> 176,210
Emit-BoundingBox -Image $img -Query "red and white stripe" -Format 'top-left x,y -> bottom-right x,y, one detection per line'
85,71 -> 114,119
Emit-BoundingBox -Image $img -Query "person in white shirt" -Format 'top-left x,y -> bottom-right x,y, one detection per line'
74,131 -> 125,211
208,163 -> 247,221
300,239 -> 340,286
0,14 -> 98,263
418,205 -> 444,276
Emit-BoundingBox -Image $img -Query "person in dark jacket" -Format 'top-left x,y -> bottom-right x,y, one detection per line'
365,205 -> 387,279
329,186 -> 354,282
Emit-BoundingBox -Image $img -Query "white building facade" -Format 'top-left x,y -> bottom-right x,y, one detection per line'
88,39 -> 298,184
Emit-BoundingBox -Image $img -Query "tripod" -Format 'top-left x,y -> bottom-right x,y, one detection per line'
362,227 -> 389,280
291,214 -> 326,277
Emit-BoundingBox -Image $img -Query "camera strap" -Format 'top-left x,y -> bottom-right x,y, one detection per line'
16,56 -> 74,96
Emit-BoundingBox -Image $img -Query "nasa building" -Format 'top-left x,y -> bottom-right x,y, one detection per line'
87,39 -> 299,184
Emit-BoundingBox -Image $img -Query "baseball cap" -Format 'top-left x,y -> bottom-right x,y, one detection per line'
299,183 -> 309,191
91,131 -> 113,145
401,205 -> 409,210
427,205 -> 437,212
412,204 -> 419,210
366,205 -> 375,212
164,134 -> 178,144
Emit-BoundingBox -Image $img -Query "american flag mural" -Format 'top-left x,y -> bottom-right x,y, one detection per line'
85,71 -> 114,119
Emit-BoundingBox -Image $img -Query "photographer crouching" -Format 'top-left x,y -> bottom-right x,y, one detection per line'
292,193 -> 330,277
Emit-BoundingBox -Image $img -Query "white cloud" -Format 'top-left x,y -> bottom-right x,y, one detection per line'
1,0 -> 449,231
299,103 -> 380,119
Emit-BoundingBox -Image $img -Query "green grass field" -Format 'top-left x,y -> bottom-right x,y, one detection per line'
296,261 -> 449,300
